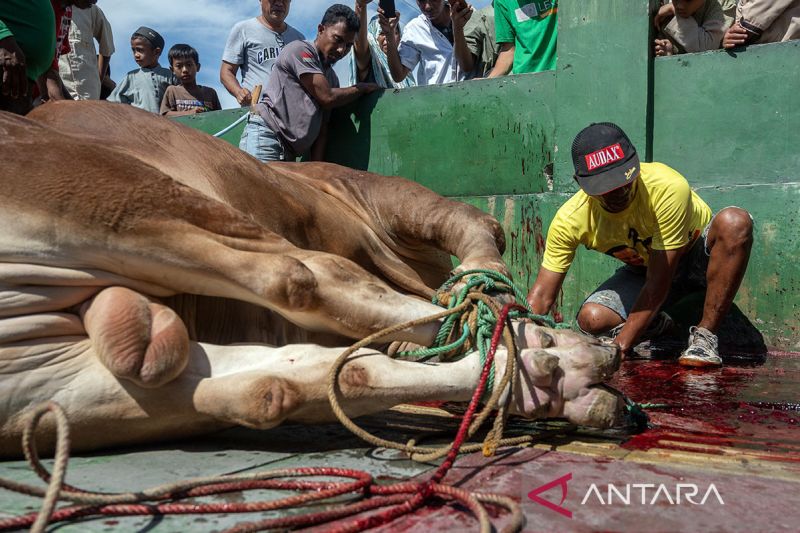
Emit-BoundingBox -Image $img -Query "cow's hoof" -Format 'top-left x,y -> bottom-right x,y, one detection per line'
82,287 -> 189,388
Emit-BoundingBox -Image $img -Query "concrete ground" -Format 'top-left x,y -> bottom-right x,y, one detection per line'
1,348 -> 798,532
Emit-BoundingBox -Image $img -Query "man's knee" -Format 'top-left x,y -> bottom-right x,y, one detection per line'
712,207 -> 753,246
576,303 -> 623,335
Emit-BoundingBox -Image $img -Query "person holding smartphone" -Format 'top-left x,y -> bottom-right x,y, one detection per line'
379,0 -> 475,86
350,0 -> 415,88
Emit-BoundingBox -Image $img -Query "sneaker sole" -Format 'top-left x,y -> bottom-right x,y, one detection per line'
678,356 -> 722,368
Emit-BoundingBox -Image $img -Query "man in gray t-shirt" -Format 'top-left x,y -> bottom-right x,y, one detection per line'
241,4 -> 379,163
220,0 -> 304,107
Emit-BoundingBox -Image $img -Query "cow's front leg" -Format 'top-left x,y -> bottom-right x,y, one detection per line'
190,331 -> 624,431
81,286 -> 189,388
188,343 -> 486,428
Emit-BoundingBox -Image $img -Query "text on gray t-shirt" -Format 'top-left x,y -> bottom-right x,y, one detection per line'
222,18 -> 304,92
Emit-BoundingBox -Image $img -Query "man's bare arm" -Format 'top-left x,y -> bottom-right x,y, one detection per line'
379,11 -> 411,82
526,267 -> 567,315
487,43 -> 514,78
309,116 -> 329,161
613,248 -> 682,356
220,61 -> 251,106
452,2 -> 476,74
353,0 -> 372,82
298,72 -> 378,110
97,55 -> 110,79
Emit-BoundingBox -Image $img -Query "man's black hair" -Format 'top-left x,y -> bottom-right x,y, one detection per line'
168,44 -> 200,67
320,4 -> 360,33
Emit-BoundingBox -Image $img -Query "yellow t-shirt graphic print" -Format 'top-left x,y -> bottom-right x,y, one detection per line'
542,162 -> 713,273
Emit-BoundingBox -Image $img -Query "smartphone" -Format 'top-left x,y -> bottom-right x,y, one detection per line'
379,0 -> 396,17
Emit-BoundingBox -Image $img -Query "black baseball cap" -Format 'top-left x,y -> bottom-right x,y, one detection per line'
132,26 -> 165,51
571,122 -> 640,196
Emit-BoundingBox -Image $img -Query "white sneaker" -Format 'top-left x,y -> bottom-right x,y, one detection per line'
679,326 -> 722,367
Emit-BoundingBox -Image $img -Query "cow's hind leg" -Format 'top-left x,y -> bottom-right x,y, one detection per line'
81,286 -> 189,388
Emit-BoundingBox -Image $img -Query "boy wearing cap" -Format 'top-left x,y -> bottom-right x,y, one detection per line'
526,123 -> 754,367
108,26 -> 175,113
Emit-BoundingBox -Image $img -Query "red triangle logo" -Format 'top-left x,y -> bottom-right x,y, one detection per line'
527,472 -> 573,518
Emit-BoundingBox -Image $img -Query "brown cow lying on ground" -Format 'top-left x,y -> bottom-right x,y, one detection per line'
0,102 -> 623,458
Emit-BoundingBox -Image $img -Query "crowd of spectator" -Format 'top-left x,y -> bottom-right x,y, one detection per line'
1,0 -> 798,161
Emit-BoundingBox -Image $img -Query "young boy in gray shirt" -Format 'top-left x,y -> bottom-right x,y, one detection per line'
108,26 -> 175,113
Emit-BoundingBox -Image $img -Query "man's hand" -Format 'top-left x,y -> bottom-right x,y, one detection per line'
723,22 -> 750,49
45,68 -> 67,101
378,9 -> 401,44
654,38 -> 674,56
612,338 -> 633,360
451,1 -> 473,32
355,0 -> 373,8
0,36 -> 27,99
356,82 -> 380,94
653,3 -> 675,29
234,87 -> 252,106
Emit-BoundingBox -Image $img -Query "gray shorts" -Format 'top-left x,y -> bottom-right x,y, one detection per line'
582,210 -> 735,321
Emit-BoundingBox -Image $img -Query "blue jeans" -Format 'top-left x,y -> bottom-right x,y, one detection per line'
239,114 -> 285,162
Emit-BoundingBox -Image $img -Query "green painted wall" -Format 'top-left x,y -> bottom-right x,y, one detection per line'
178,1 -> 799,348
651,41 -> 800,185
327,72 -> 557,196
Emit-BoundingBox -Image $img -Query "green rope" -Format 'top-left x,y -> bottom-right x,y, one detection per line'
399,269 -> 571,396
434,269 -> 569,328
398,323 -> 471,361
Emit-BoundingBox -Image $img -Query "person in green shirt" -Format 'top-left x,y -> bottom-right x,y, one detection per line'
489,0 -> 558,77
0,0 -> 56,113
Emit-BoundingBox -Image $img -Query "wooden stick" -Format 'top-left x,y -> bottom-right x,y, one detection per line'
250,84 -> 262,114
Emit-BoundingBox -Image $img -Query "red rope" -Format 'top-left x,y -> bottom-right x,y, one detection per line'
318,302 -> 522,533
0,303 -> 523,532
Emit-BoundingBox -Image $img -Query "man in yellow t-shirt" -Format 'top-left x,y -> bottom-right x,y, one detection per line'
526,123 -> 753,367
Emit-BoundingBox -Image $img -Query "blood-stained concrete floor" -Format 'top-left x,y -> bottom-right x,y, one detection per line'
1,350 -> 798,532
